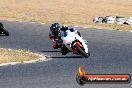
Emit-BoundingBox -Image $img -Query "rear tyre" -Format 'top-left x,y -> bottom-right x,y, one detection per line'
3,30 -> 9,36
61,45 -> 70,55
74,44 -> 90,58
0,23 -> 9,36
5,32 -> 9,36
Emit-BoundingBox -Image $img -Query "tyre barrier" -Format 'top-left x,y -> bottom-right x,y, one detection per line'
93,16 -> 132,25
125,17 -> 132,25
116,16 -> 126,24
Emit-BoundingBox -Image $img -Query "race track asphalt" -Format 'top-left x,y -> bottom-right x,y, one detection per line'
0,20 -> 132,88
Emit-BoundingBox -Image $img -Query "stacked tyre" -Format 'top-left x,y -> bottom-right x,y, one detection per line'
104,16 -> 115,24
116,16 -> 126,24
125,17 -> 132,25
93,17 -> 104,23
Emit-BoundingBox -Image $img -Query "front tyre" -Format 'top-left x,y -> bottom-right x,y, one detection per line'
74,44 -> 90,58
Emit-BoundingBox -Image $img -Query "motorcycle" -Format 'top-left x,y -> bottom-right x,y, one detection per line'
0,22 -> 9,36
61,30 -> 90,58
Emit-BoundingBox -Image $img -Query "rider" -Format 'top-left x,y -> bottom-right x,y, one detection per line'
49,23 -> 81,55
49,23 -> 62,49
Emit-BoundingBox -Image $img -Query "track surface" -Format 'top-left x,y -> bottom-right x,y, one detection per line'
0,21 -> 132,88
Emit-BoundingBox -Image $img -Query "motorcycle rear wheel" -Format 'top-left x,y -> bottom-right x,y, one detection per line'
3,29 -> 9,36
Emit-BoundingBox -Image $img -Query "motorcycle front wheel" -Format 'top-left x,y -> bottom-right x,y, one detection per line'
74,44 -> 90,58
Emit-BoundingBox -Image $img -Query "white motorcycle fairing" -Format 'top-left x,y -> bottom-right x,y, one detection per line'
61,30 -> 88,53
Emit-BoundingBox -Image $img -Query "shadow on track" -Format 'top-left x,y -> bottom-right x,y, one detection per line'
41,50 -> 86,59
41,50 -> 61,52
0,34 -> 7,36
46,55 -> 83,59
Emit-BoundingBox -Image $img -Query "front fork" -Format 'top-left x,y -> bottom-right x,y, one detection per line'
71,41 -> 83,53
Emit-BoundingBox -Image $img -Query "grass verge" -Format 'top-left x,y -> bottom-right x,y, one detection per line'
0,48 -> 42,64
0,0 -> 132,31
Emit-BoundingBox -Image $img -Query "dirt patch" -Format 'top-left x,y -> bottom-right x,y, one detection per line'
0,0 -> 132,30
0,48 -> 45,64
